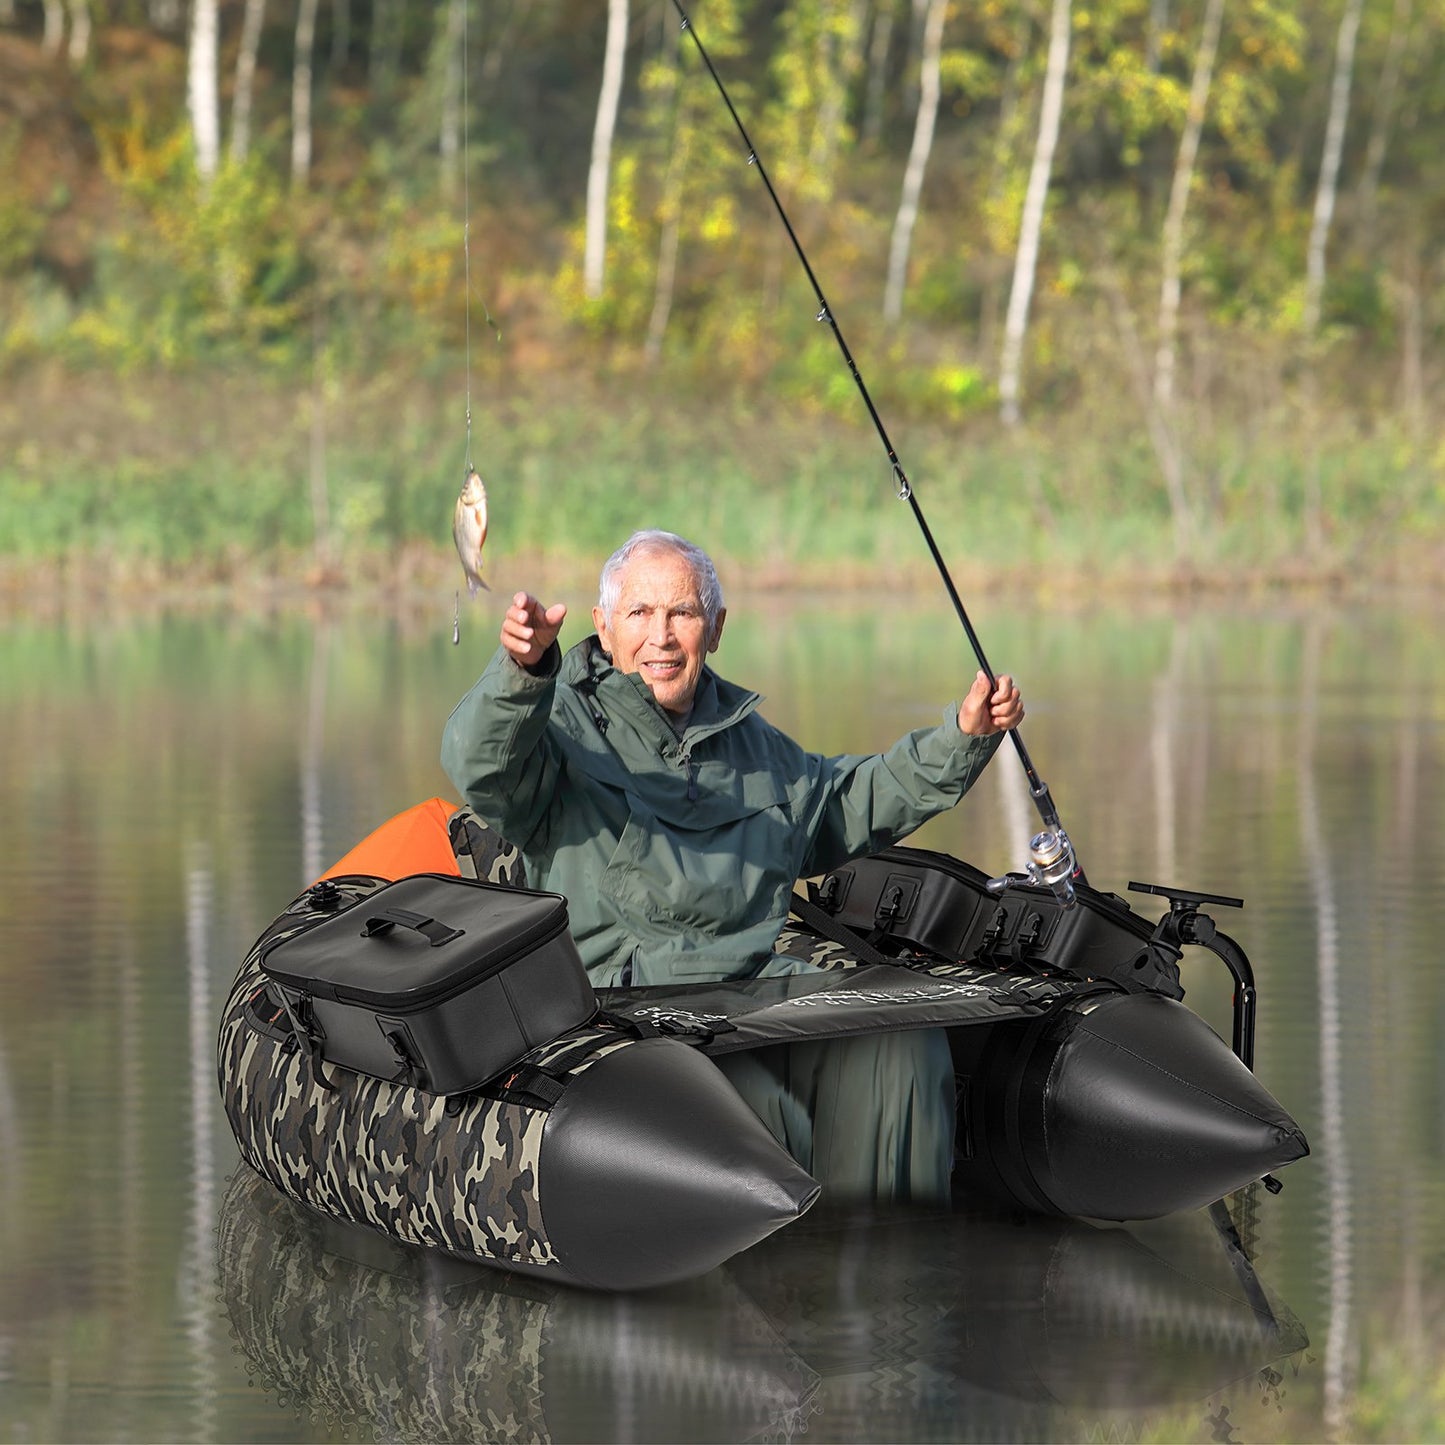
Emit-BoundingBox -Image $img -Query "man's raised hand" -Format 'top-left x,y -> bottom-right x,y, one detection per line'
501,593 -> 568,669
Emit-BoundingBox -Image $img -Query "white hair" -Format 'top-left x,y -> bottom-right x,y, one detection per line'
597,530 -> 725,630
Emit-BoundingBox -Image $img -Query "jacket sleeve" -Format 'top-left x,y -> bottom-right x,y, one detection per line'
799,706 -> 1003,876
440,644 -> 565,850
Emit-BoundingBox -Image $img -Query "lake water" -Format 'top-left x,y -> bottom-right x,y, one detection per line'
2,588 -> 1441,1443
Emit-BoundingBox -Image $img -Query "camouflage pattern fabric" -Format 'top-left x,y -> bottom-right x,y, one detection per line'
218,874 -> 631,1272
448,805 -> 528,886
772,925 -> 860,971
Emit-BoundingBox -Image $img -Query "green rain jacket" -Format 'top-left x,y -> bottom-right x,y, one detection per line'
441,636 -> 1002,986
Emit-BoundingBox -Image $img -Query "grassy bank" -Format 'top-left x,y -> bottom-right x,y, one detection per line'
2,363 -> 1441,604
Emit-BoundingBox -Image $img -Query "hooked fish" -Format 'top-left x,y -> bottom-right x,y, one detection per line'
452,468 -> 490,595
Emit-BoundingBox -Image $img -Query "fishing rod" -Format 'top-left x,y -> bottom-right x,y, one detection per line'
669,0 -> 1085,891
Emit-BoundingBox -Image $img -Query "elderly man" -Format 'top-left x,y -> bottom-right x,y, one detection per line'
441,528 -> 1023,1200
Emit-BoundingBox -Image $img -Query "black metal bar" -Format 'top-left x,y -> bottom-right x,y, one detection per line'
1131,883 -> 1256,1070
1208,928 -> 1258,1071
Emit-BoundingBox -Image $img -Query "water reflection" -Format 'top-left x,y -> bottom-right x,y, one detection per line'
182,844 -> 220,1445
217,1168 -> 821,1443
3,598 -> 1443,1440
300,623 -> 331,886
218,1169 -> 1305,1442
1298,617 -> 1353,1438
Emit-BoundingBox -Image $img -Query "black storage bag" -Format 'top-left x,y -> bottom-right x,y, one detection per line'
259,873 -> 597,1094
816,846 -> 1183,998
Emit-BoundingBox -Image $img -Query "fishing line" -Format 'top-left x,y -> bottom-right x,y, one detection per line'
458,0 -> 503,470
453,0 -> 501,645
669,0 -> 1078,865
455,0 -> 473,644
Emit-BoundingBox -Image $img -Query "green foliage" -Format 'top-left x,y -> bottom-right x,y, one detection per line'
1350,1331 -> 1445,1442
68,115 -> 307,369
3,364 -> 1438,591
762,0 -> 862,203
0,0 -> 1441,588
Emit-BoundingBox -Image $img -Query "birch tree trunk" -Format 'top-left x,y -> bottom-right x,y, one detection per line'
584,0 -> 629,300
292,0 -> 322,188
439,0 -> 467,203
188,0 -> 221,183
998,0 -> 1071,428
42,0 -> 64,55
978,7 -> 1031,364
1154,0 -> 1225,410
1304,0 -> 1365,337
883,0 -> 945,324
1303,0 -> 1365,553
230,0 -> 268,164
66,0 -> 90,63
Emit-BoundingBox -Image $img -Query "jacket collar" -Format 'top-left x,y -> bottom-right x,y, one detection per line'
560,635 -> 762,745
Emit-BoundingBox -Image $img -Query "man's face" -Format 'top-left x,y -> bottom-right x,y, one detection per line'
593,548 -> 725,715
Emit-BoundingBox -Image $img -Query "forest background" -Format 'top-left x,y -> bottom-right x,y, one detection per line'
1,0 -> 1441,599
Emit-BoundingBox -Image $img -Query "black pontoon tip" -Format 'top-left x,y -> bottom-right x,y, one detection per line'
954,991 -> 1308,1221
541,1037 -> 821,1290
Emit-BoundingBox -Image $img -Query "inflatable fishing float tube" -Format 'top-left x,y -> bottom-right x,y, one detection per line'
217,798 -> 1309,1291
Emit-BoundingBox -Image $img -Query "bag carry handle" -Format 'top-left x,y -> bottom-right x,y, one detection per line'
361,906 -> 464,947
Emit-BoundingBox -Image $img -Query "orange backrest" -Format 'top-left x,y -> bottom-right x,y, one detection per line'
315,797 -> 462,883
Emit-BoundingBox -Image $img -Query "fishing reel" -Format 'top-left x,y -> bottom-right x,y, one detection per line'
986,828 -> 1079,909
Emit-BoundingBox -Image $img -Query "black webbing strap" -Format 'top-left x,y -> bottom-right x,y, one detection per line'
496,1064 -> 567,1107
787,890 -> 899,967
594,1009 -> 737,1047
445,1015 -> 735,1116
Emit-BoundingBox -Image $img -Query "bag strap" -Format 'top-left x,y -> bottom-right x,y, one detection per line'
442,1029 -> 635,1115
787,889 -> 898,967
